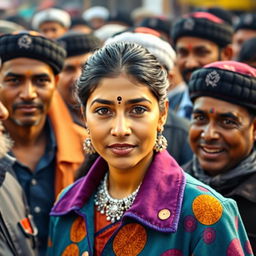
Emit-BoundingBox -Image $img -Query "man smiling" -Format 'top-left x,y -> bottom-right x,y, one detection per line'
183,60 -> 256,254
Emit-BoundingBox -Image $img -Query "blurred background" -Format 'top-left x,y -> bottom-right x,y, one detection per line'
1,0 -> 256,21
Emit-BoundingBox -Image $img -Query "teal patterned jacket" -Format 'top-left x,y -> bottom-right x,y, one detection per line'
47,150 -> 253,256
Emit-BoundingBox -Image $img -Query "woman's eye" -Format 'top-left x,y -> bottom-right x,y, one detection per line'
131,106 -> 147,115
95,107 -> 111,115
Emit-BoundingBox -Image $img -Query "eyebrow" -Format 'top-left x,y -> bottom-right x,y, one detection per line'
218,112 -> 240,120
193,109 -> 240,120
4,72 -> 50,77
90,97 -> 152,107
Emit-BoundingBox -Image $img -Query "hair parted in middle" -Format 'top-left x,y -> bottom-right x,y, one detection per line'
75,41 -> 169,113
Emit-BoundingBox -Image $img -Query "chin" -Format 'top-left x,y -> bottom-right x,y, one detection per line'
199,162 -> 227,176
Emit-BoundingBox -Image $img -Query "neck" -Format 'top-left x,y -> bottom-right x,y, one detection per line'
107,151 -> 153,199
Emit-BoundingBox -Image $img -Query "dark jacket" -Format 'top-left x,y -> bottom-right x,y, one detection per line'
183,160 -> 256,254
0,155 -> 37,256
163,109 -> 193,165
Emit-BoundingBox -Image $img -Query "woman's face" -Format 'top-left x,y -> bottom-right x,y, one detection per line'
85,74 -> 168,172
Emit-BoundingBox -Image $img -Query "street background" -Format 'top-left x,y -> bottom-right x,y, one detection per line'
1,0 -> 256,21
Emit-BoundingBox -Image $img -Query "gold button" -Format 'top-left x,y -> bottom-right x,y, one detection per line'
158,209 -> 171,220
82,252 -> 89,256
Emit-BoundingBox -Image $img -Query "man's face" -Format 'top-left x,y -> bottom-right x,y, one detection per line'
232,29 -> 256,60
0,58 -> 57,128
39,21 -> 67,39
57,53 -> 91,106
176,37 -> 221,83
189,97 -> 256,176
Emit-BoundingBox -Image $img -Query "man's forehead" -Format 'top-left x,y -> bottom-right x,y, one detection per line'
176,37 -> 217,49
1,58 -> 54,74
193,97 -> 247,116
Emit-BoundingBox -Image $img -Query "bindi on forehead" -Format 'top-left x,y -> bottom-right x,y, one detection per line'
209,108 -> 215,114
117,96 -> 122,104
186,43 -> 193,51
25,71 -> 33,76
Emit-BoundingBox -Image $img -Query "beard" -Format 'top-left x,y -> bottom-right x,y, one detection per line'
0,132 -> 13,158
181,68 -> 199,84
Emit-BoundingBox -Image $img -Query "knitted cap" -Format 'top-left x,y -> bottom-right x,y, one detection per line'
105,30 -> 176,71
172,12 -> 233,47
0,31 -> 66,74
57,31 -> 102,57
138,16 -> 171,37
31,8 -> 71,30
234,13 -> 256,32
189,61 -> 256,113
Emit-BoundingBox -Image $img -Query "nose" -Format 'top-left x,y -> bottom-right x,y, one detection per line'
19,81 -> 37,100
185,55 -> 199,69
0,101 -> 8,120
201,123 -> 220,140
111,113 -> 131,137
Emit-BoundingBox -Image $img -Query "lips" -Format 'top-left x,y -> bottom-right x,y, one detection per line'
201,147 -> 224,154
108,143 -> 136,156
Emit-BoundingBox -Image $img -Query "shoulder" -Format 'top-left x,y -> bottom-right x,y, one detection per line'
182,173 -> 240,224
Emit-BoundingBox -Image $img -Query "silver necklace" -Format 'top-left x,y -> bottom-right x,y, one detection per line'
94,173 -> 140,223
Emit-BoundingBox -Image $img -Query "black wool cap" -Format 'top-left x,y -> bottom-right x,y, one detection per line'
138,16 -> 171,37
172,12 -> 233,47
57,31 -> 102,57
234,13 -> 256,32
0,31 -> 66,74
189,61 -> 256,113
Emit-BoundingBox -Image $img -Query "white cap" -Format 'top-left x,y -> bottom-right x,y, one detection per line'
82,6 -> 109,22
95,24 -> 127,42
0,20 -> 24,34
105,32 -> 176,71
31,8 -> 71,30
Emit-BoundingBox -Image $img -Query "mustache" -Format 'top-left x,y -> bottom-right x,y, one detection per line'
13,101 -> 44,111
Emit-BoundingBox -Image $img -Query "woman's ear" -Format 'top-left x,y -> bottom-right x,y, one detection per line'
158,100 -> 169,131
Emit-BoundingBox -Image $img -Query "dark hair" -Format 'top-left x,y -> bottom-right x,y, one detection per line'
76,41 -> 169,114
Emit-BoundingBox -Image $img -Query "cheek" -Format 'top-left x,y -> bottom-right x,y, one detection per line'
0,90 -> 15,105
40,88 -> 55,105
188,126 -> 201,144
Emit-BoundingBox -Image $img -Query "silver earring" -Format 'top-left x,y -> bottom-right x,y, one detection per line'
83,138 -> 96,154
154,132 -> 168,152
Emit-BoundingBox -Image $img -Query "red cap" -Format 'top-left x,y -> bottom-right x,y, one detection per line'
204,61 -> 256,77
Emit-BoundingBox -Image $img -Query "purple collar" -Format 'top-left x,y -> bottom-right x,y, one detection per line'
51,150 -> 186,232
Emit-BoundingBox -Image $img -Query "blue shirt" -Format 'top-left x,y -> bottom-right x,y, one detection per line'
12,119 -> 56,256
176,88 -> 193,120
